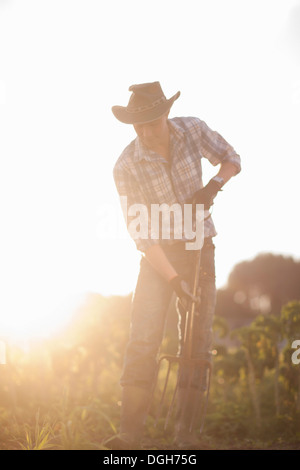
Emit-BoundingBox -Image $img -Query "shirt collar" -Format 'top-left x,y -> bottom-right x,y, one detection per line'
132,118 -> 186,163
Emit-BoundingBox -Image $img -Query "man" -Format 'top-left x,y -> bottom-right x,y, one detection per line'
110,82 -> 241,449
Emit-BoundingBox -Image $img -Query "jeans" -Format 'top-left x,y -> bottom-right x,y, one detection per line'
120,238 -> 216,391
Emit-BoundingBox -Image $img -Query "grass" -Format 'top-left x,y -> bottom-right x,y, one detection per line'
1,296 -> 300,451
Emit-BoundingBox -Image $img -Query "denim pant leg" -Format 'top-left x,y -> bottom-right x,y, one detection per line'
177,239 -> 216,390
120,256 -> 173,390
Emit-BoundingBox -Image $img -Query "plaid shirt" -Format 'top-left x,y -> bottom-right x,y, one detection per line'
113,116 -> 241,252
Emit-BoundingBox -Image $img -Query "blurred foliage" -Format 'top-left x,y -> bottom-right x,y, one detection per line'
0,253 -> 300,450
227,253 -> 300,317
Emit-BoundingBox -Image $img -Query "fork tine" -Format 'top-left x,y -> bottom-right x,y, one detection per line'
176,358 -> 194,424
164,360 -> 181,430
154,357 -> 172,426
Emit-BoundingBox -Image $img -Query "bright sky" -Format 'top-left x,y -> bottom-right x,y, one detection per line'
0,0 -> 299,339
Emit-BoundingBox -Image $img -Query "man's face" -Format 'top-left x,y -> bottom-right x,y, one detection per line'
133,113 -> 169,149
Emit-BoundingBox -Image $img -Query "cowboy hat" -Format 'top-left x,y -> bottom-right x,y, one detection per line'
112,81 -> 180,124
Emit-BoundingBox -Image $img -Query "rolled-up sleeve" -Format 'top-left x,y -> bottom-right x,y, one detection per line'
196,119 -> 241,174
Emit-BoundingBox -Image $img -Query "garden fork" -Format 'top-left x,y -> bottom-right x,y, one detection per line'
151,248 -> 212,433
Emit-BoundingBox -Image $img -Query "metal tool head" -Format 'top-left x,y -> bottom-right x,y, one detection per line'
152,353 -> 212,432
148,248 -> 212,435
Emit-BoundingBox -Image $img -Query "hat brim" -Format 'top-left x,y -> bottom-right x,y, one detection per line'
112,91 -> 180,124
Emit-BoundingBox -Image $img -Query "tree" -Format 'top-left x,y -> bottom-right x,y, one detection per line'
227,254 -> 300,317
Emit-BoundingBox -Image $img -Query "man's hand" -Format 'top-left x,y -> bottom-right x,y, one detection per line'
170,275 -> 199,307
191,178 -> 223,210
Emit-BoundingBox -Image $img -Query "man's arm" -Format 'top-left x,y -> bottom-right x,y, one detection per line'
144,162 -> 239,281
191,161 -> 240,209
144,244 -> 178,282
215,161 -> 239,185
144,244 -> 198,304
